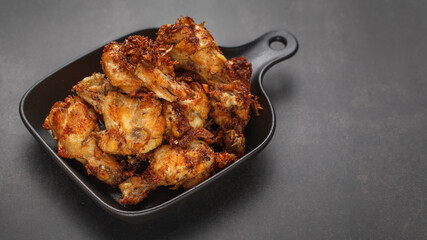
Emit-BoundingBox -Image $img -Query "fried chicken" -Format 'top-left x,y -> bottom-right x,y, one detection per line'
44,16 -> 255,205
42,96 -> 124,186
156,16 -> 253,156
73,73 -> 165,155
119,140 -> 236,205
207,76 -> 253,156
163,79 -> 210,139
101,33 -> 219,142
98,91 -> 165,155
156,17 -> 227,83
72,73 -> 112,112
101,35 -> 183,101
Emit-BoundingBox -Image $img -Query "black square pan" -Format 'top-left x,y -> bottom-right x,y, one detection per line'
19,28 -> 298,222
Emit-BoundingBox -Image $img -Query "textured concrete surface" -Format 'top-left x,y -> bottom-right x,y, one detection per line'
1,0 -> 427,239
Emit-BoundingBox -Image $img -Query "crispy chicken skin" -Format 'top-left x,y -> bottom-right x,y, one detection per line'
72,73 -> 112,113
42,96 -> 123,186
119,140 -> 236,205
156,16 -> 227,83
97,91 -> 165,155
73,74 -> 165,155
163,79 -> 210,139
101,35 -> 183,101
208,77 -> 253,156
156,16 -> 253,156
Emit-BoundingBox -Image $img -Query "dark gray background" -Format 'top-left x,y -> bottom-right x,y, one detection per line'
1,0 -> 427,239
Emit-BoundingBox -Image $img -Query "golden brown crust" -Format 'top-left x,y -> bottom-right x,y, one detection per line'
119,171 -> 158,205
43,96 -> 124,187
156,16 -> 253,156
107,35 -> 175,73
224,57 -> 252,86
72,73 -> 112,113
73,74 -> 166,155
157,16 -> 218,56
96,91 -> 165,155
163,101 -> 190,138
43,96 -> 100,160
101,43 -> 145,96
102,36 -> 179,101
119,140 -> 237,205
156,16 -> 227,83
162,79 -> 210,139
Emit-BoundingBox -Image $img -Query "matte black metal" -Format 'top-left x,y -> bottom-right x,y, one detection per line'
19,28 -> 298,222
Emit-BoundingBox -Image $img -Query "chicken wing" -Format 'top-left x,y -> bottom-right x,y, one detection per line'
156,16 -> 253,156
98,91 -> 165,155
119,140 -> 236,205
73,73 -> 166,155
163,78 -> 210,139
207,75 -> 253,156
72,73 -> 112,112
102,35 -> 182,101
156,16 -> 227,83
42,96 -> 124,186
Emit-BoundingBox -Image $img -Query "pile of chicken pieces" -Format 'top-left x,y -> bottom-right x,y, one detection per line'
43,16 -> 257,205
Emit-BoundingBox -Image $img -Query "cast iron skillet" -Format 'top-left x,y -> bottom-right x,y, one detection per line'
19,28 -> 298,222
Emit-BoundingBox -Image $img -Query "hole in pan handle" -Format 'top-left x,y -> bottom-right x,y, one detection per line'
247,30 -> 299,77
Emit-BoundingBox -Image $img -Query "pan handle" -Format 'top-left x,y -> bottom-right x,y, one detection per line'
246,30 -> 298,77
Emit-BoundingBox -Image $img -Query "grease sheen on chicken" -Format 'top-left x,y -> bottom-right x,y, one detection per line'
157,16 -> 254,156
43,16 -> 256,205
43,96 -> 124,186
73,73 -> 165,155
119,140 -> 236,205
102,36 -> 182,101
